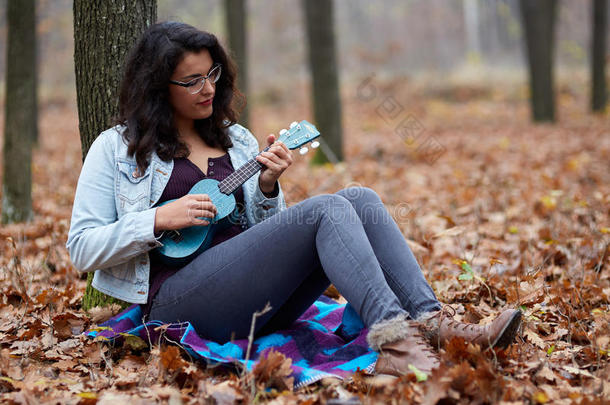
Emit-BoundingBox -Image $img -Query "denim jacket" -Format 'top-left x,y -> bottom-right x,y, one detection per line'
66,124 -> 286,304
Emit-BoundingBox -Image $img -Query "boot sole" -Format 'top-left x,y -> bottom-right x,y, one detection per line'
492,310 -> 522,349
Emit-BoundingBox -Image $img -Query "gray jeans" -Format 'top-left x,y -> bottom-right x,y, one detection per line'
150,187 -> 441,342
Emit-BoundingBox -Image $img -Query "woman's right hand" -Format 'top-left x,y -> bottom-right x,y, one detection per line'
154,194 -> 217,232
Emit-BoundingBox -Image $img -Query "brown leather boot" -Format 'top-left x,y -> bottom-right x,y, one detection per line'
367,315 -> 440,376
375,326 -> 440,376
417,306 -> 522,350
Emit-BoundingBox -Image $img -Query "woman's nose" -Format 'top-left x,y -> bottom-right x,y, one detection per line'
200,78 -> 215,95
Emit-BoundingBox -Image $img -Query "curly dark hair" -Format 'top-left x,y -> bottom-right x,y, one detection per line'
116,21 -> 245,173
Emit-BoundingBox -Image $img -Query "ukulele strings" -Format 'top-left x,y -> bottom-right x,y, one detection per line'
189,130 -> 301,216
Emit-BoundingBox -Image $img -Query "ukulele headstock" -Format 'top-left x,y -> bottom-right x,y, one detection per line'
276,120 -> 321,155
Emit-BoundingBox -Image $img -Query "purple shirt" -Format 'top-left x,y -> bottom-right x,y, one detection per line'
141,154 -> 245,317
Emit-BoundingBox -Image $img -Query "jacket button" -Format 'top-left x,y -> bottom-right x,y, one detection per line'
132,170 -> 138,178
209,161 -> 214,166
137,291 -> 146,295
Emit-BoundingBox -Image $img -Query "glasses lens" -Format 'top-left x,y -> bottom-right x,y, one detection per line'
209,65 -> 222,83
188,77 -> 205,94
185,65 -> 222,94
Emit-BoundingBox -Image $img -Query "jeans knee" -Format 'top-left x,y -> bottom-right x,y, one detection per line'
337,186 -> 381,205
304,193 -> 353,224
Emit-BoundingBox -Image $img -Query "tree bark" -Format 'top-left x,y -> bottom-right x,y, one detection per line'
224,0 -> 249,127
302,0 -> 344,163
74,0 -> 157,311
74,0 -> 157,157
2,0 -> 37,224
520,0 -> 558,122
591,0 -> 608,112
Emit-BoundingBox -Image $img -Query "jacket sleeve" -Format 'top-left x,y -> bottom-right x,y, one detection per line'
65,132 -> 161,272
243,127 -> 287,224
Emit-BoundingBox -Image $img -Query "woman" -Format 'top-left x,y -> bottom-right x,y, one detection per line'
67,21 -> 521,376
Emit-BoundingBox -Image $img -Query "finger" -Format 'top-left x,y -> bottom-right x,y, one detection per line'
259,152 -> 285,168
199,201 -> 217,213
189,199 -> 216,210
266,134 -> 276,146
261,151 -> 281,162
263,150 -> 291,168
187,203 -> 216,220
192,194 -> 211,201
193,207 -> 216,220
196,210 -> 216,219
270,145 -> 293,164
256,154 -> 282,171
276,141 -> 291,155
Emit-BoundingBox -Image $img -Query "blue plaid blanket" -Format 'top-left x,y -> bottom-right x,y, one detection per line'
86,296 -> 377,388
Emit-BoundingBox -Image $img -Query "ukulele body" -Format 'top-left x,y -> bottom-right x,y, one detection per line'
155,178 -> 240,266
153,119 -> 320,265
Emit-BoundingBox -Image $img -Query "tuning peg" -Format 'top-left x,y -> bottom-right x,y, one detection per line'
290,121 -> 298,128
310,141 -> 320,148
299,146 -> 309,155
279,129 -> 288,136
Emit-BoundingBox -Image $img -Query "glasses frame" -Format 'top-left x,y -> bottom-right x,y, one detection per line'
169,63 -> 222,94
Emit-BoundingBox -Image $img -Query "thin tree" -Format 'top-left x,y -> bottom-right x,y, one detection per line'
463,0 -> 482,62
302,0 -> 344,163
591,0 -> 607,112
224,0 -> 249,127
74,0 -> 157,311
2,0 -> 37,224
520,0 -> 558,122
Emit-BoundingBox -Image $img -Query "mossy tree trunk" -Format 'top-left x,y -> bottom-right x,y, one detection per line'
520,0 -> 558,122
74,0 -> 157,311
302,0 -> 343,164
591,0 -> 608,113
224,0 -> 249,127
2,0 -> 37,224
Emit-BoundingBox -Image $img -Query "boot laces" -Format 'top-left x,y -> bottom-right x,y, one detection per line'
411,329 -> 438,359
440,306 -> 486,339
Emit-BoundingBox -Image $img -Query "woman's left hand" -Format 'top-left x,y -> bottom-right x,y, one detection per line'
256,134 -> 293,194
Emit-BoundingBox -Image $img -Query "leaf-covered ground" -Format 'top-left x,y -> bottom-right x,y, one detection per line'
0,76 -> 608,404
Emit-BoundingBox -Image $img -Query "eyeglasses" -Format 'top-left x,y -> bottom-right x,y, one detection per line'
169,64 -> 222,94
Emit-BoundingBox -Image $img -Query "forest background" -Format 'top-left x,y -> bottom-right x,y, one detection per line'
0,0 -> 608,404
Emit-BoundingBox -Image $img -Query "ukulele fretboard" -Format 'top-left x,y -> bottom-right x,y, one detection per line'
218,146 -> 270,195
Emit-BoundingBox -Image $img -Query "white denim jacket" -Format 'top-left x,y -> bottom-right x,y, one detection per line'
66,124 -> 286,304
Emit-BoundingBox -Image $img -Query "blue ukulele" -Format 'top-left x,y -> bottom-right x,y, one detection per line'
155,120 -> 320,266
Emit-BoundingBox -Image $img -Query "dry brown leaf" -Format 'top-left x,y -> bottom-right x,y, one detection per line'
87,304 -> 124,324
252,349 -> 294,392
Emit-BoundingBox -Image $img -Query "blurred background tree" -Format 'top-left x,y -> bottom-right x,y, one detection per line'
303,0 -> 343,164
74,0 -> 157,311
2,0 -> 37,224
520,0 -> 558,123
224,0 -> 249,127
591,0 -> 608,112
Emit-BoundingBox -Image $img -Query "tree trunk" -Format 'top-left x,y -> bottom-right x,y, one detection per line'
224,0 -> 249,127
302,0 -> 344,163
74,0 -> 157,157
2,0 -> 37,224
591,0 -> 608,112
520,0 -> 558,122
463,0 -> 482,62
74,0 -> 157,311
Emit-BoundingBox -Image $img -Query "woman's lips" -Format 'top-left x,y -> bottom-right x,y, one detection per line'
198,98 -> 213,106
